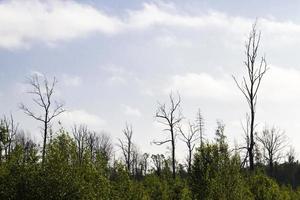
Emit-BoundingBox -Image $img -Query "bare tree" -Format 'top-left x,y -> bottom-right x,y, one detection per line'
151,154 -> 165,176
95,132 -> 113,162
141,153 -> 149,175
0,121 -> 7,162
154,93 -> 182,179
118,123 -> 133,172
257,126 -> 287,175
131,145 -> 141,177
2,114 -> 19,159
215,120 -> 227,153
178,122 -> 198,174
20,74 -> 64,164
240,114 -> 251,168
233,22 -> 267,171
286,146 -> 296,164
72,124 -> 88,165
87,131 -> 97,160
86,131 -> 113,163
15,131 -> 37,164
196,109 -> 205,147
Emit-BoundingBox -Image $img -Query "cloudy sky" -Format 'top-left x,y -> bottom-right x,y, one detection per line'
1,0 -> 300,160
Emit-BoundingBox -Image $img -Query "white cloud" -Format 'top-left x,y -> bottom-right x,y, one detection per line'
58,109 -> 106,130
107,75 -> 127,85
0,0 -> 120,49
30,70 -> 44,77
62,74 -> 82,87
2,1 -> 300,50
154,35 -> 192,48
165,72 -> 236,100
126,3 -> 247,31
122,104 -> 142,117
102,65 -> 137,86
165,65 -> 300,103
261,65 -> 300,103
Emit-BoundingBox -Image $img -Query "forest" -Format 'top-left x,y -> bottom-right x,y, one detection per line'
1,23 -> 300,200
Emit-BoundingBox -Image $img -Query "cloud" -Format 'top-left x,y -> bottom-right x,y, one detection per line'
102,65 -> 137,86
0,0 -> 300,49
58,109 -> 106,130
107,75 -> 127,85
164,64 -> 300,103
2,1 -> 300,50
154,35 -> 192,48
62,74 -> 82,87
30,70 -> 44,77
0,0 -> 120,49
122,104 -> 142,117
126,3 -> 248,31
165,72 -> 236,100
261,65 -> 300,103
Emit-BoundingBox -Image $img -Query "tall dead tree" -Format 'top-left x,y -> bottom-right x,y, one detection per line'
154,93 -> 182,179
196,109 -> 205,147
257,126 -> 286,175
233,23 -> 267,171
20,74 -> 65,164
118,123 -> 133,172
179,122 -> 198,174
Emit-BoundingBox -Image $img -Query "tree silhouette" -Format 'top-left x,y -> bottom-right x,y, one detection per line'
233,22 -> 267,171
20,74 -> 65,164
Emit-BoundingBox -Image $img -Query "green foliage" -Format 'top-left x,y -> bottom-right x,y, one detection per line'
191,141 -> 252,200
1,127 -> 300,199
249,173 -> 284,200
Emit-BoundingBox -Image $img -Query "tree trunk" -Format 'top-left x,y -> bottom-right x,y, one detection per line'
171,128 -> 176,179
249,102 -> 255,171
42,120 -> 47,165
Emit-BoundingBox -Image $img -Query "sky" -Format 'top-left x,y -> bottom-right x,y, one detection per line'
1,0 -> 300,161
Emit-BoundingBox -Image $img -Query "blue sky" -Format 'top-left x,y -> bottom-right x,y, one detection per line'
1,0 -> 300,161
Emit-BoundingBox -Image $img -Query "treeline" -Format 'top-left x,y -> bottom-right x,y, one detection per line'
0,120 -> 300,199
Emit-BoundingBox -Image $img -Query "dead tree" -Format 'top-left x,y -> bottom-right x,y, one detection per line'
233,115 -> 250,168
15,131 -> 37,164
2,114 -> 18,159
196,109 -> 205,147
257,126 -> 286,175
87,131 -> 97,161
233,22 -> 267,171
20,74 -> 64,164
154,93 -> 182,179
72,124 -> 88,165
131,145 -> 141,177
86,131 -> 113,163
151,154 -> 165,176
286,146 -> 296,164
141,153 -> 149,175
215,120 -> 227,154
95,132 -> 113,162
0,121 -> 7,162
178,122 -> 198,174
118,123 -> 133,172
